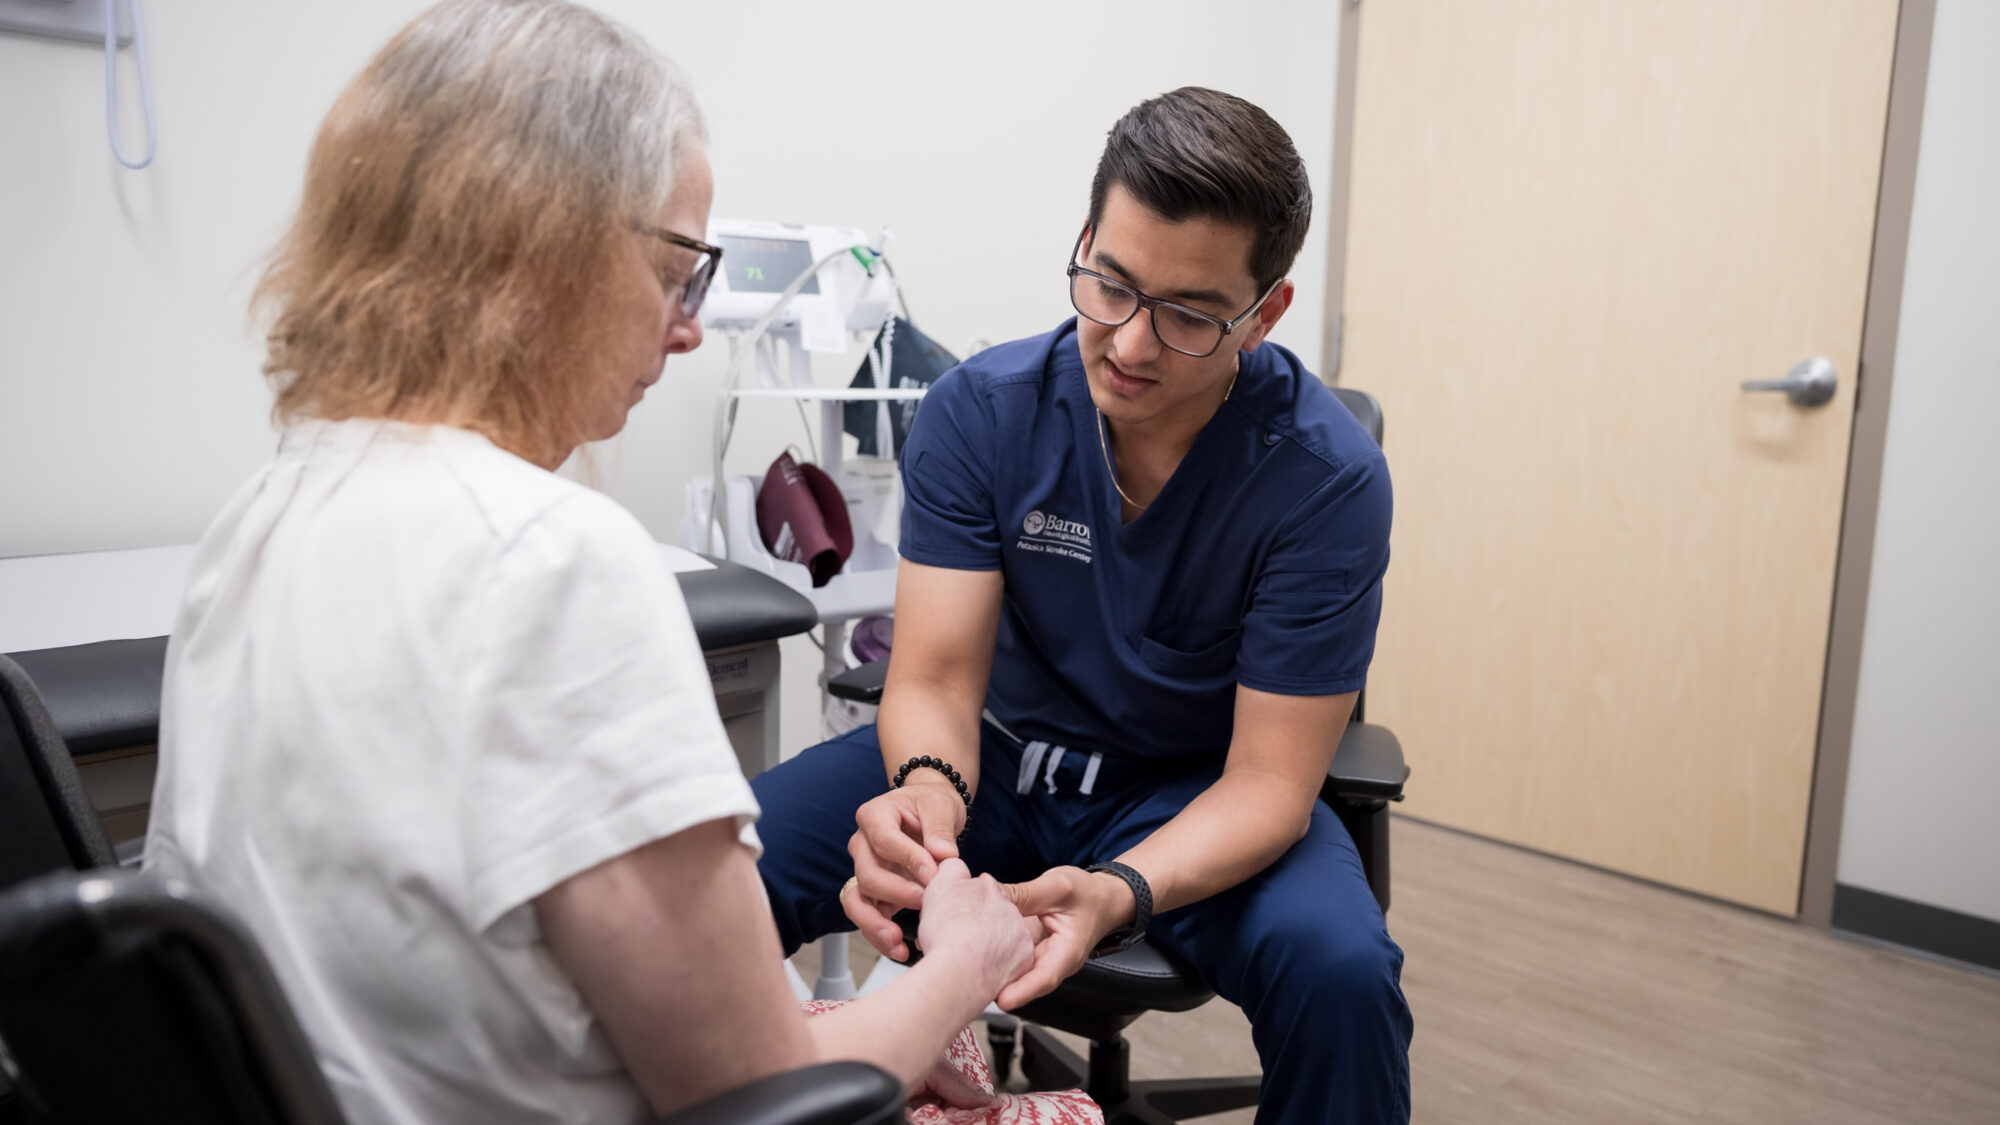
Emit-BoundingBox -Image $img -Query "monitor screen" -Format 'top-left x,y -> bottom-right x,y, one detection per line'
717,235 -> 820,295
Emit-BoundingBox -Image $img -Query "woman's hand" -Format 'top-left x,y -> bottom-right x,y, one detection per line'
913,858 -> 1035,999
908,1051 -> 996,1109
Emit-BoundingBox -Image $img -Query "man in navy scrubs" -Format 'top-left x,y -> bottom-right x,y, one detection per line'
752,87 -> 1410,1123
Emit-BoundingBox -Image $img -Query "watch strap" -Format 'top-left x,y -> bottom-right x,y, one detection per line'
1085,860 -> 1153,958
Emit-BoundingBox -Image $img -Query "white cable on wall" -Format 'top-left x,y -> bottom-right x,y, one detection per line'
103,0 -> 155,169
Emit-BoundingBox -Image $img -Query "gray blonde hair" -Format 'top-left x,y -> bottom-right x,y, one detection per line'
254,0 -> 705,465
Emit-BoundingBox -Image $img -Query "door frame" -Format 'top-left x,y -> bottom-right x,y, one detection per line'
1317,0 -> 1938,924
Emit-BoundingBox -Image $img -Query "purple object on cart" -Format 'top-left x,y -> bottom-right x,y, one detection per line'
850,615 -> 894,664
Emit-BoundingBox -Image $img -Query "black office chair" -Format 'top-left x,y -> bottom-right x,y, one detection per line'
0,653 -> 119,892
0,869 -> 909,1125
826,386 -> 1407,1124
0,652 -> 124,1125
2,640 -> 907,1125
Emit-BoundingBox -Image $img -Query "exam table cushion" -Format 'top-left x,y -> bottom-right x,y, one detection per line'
3,565 -> 811,764
677,557 -> 819,650
7,636 -> 168,756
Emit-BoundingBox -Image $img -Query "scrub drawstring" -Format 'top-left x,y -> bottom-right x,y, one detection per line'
1018,741 -> 1048,795
992,717 -> 1101,798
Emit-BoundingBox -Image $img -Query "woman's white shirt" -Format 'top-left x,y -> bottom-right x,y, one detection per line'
145,419 -> 760,1125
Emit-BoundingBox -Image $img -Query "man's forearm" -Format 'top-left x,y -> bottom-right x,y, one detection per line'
1111,769 -> 1316,916
876,560 -> 1002,800
986,768 -> 1317,1011
876,679 -> 984,798
1107,688 -> 1352,919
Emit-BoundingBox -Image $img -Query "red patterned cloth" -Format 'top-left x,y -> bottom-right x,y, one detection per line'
800,1000 -> 1101,1124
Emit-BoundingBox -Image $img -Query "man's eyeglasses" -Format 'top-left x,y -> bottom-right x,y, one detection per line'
634,224 -> 722,317
1065,227 -> 1281,358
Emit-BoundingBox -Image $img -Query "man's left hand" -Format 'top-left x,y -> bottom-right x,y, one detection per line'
996,866 -> 1136,1010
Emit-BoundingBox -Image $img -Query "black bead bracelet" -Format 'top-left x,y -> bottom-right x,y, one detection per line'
892,755 -> 973,814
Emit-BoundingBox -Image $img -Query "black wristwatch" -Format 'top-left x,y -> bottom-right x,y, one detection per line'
1085,861 -> 1154,958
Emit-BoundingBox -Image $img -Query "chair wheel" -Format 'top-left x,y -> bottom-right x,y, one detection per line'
986,1021 -> 1018,1086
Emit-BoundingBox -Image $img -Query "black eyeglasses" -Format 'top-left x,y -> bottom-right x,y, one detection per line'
634,224 -> 723,317
1066,227 -> 1281,358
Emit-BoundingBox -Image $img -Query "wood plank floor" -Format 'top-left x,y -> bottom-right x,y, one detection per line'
795,816 -> 2000,1123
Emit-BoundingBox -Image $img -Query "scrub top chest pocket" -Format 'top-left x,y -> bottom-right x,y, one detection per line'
1136,622 -> 1243,679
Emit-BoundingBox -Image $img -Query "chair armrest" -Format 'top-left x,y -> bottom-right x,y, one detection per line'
827,658 -> 890,705
656,1061 -> 906,1125
1321,721 -> 1408,804
1329,386 -> 1385,447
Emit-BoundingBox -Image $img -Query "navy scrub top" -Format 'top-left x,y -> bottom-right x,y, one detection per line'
897,319 -> 1391,763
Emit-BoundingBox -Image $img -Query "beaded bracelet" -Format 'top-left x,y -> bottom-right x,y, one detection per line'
892,755 -> 973,815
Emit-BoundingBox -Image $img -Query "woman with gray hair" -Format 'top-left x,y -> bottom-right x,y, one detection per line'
142,1 -> 1034,1121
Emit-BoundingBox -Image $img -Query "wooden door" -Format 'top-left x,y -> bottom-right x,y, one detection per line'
1342,0 -> 1899,912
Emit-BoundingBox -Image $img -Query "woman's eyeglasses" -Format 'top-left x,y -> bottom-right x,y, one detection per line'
634,224 -> 723,317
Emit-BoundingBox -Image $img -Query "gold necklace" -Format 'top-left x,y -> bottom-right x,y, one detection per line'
1097,358 -> 1238,513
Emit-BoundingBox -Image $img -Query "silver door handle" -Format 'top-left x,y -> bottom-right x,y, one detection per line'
1742,358 -> 1837,408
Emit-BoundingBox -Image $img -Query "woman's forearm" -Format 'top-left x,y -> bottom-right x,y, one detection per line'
801,948 -> 993,1089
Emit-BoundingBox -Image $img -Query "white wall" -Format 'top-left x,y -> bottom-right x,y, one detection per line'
0,2 -> 1337,757
13,4 -> 1995,924
1836,0 -> 2000,924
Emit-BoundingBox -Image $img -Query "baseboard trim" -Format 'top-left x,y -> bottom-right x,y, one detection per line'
1831,883 -> 2000,973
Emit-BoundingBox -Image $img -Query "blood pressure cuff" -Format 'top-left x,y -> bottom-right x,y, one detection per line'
756,451 -> 853,587
844,317 -> 960,459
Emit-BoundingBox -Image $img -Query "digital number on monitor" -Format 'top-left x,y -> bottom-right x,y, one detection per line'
717,235 -> 820,295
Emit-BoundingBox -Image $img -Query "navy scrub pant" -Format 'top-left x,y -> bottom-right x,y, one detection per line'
750,721 -> 1413,1125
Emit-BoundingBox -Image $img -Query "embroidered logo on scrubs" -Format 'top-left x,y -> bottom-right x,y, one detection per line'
1018,509 -> 1093,565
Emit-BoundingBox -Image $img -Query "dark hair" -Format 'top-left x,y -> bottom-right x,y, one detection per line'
1087,86 -> 1313,293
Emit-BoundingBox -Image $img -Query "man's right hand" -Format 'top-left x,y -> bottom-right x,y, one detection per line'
842,774 -> 967,960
